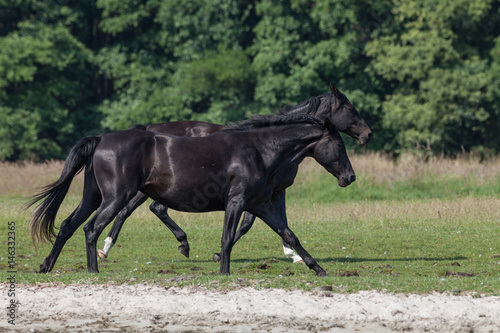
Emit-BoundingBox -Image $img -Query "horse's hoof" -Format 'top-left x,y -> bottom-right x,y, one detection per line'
316,270 -> 328,277
97,250 -> 107,260
212,253 -> 221,263
293,259 -> 304,264
178,245 -> 190,258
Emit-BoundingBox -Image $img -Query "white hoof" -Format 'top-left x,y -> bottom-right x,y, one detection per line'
98,249 -> 107,260
292,257 -> 304,264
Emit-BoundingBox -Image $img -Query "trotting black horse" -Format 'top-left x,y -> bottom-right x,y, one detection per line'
27,114 -> 355,276
98,84 -> 372,262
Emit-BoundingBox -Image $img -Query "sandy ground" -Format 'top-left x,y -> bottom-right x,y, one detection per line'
1,283 -> 499,333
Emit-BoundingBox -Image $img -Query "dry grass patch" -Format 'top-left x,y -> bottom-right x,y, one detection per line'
288,197 -> 500,225
296,152 -> 500,186
0,160 -> 83,197
2,152 -> 500,201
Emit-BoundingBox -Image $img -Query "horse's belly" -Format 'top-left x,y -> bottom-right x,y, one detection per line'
162,195 -> 226,213
143,161 -> 230,212
144,186 -> 226,213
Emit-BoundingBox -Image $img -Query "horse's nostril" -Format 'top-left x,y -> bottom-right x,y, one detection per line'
350,175 -> 356,182
359,132 -> 373,145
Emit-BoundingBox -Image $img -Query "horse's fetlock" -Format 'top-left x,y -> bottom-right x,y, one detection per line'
177,232 -> 187,242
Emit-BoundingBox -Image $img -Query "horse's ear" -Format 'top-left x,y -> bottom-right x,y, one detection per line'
323,118 -> 335,131
329,82 -> 338,96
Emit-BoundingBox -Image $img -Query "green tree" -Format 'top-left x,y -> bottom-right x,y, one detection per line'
250,0 -> 389,149
97,0 -> 257,130
1,0 -> 500,160
0,0 -> 102,160
365,0 -> 500,154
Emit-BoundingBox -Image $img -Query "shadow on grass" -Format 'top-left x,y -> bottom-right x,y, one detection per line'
316,256 -> 468,263
168,255 -> 468,264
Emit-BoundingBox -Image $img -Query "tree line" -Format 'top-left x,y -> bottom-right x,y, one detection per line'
1,0 -> 499,161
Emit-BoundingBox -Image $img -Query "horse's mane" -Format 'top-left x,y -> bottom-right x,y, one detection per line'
278,90 -> 347,116
224,114 -> 323,131
224,89 -> 348,131
278,94 -> 327,115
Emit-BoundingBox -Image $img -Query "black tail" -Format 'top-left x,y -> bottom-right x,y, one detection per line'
25,136 -> 101,246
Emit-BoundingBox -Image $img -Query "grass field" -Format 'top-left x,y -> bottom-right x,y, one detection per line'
1,153 -> 499,294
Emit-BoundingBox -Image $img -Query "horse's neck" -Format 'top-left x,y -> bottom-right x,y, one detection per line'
260,126 -> 322,175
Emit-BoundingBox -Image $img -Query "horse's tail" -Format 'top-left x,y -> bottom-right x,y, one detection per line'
25,135 -> 102,247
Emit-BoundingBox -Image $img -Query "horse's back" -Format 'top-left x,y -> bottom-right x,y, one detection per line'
146,121 -> 224,137
95,129 -> 230,175
152,133 -> 232,175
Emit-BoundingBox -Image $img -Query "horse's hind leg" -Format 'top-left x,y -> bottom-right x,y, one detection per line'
149,201 -> 190,258
98,192 -> 148,259
39,192 -> 101,273
83,196 -> 134,273
273,191 -> 303,263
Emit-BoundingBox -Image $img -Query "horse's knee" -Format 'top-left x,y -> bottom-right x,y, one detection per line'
220,235 -> 234,253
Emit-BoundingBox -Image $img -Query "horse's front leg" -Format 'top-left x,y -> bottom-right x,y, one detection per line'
250,201 -> 327,276
213,191 -> 302,264
219,197 -> 245,275
234,211 -> 256,244
149,201 -> 190,258
212,211 -> 255,263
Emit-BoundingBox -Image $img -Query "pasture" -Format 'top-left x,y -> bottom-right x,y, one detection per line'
1,153 -> 499,295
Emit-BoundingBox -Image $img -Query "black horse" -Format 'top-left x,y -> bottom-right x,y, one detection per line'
27,114 -> 355,276
98,84 -> 372,262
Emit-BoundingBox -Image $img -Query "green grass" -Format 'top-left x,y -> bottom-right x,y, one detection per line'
286,165 -> 500,203
1,154 -> 500,294
1,194 -> 499,294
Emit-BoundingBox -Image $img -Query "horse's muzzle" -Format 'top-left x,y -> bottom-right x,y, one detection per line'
338,174 -> 356,187
358,131 -> 373,145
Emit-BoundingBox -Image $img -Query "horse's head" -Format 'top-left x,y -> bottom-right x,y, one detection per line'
325,83 -> 373,145
313,118 -> 355,187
